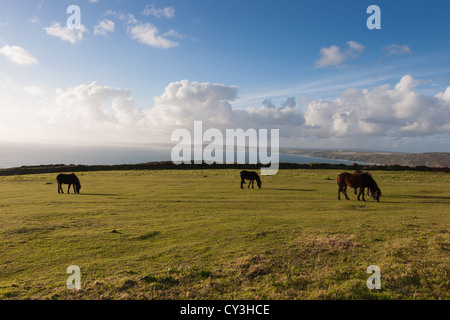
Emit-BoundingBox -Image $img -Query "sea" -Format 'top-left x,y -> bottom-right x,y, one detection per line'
0,142 -> 362,169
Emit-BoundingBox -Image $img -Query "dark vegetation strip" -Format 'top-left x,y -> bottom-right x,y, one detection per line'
0,161 -> 449,176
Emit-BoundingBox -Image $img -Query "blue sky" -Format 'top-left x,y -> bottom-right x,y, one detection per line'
0,0 -> 449,152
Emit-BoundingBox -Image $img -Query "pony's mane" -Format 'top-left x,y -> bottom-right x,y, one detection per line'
367,176 -> 380,194
72,173 -> 80,185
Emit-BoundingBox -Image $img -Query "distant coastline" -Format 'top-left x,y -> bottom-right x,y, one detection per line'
0,142 -> 362,169
1,141 -> 448,171
280,148 -> 450,168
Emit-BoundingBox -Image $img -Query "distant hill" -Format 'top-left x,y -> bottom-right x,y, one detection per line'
281,149 -> 450,168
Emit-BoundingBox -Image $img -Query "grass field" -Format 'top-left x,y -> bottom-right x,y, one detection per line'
0,169 -> 449,300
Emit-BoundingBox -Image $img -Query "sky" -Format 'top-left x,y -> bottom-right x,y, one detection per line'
0,0 -> 449,152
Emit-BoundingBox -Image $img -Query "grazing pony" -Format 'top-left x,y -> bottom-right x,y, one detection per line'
240,170 -> 262,189
337,172 -> 381,202
57,173 -> 81,194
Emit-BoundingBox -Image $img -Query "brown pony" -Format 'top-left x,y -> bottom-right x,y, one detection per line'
337,172 -> 381,202
57,173 -> 81,194
240,170 -> 261,189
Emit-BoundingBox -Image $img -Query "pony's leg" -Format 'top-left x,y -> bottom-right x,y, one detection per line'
58,183 -> 63,194
241,180 -> 245,189
358,188 -> 366,202
67,184 -> 71,193
251,180 -> 254,189
343,186 -> 350,200
354,188 -> 358,195
338,187 -> 341,200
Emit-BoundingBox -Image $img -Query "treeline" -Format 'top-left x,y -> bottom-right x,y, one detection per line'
0,161 -> 449,176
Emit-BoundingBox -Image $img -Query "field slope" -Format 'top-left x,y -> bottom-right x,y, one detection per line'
0,169 -> 449,299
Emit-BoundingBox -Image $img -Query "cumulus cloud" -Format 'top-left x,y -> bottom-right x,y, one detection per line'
383,44 -> 412,57
25,86 -> 44,96
44,22 -> 88,44
347,41 -> 364,54
0,45 -> 38,65
34,80 -> 304,142
149,80 -> 238,128
5,76 -> 449,147
46,81 -> 144,127
304,75 -> 450,138
436,87 -> 450,103
128,22 -> 179,49
106,10 -> 137,25
94,19 -> 114,36
107,5 -> 183,48
315,41 -> 364,68
143,3 -> 175,19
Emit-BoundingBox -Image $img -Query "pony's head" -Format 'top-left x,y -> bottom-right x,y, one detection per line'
256,176 -> 262,188
371,188 -> 381,202
72,173 -> 81,194
365,175 -> 381,202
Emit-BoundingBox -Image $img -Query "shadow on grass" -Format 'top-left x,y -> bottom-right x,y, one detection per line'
409,195 -> 450,200
78,193 -> 120,196
269,188 -> 316,192
394,194 -> 450,203
386,194 -> 450,204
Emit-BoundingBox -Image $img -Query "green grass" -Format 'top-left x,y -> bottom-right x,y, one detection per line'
0,169 -> 449,300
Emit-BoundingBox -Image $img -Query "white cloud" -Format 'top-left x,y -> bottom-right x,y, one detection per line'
163,29 -> 185,40
94,19 -> 114,36
50,81 -> 141,124
2,76 -> 449,148
347,41 -> 364,56
33,80 -> 303,142
29,16 -> 39,24
315,41 -> 364,68
25,86 -> 44,96
315,45 -> 346,68
143,3 -> 175,19
304,75 -> 450,138
106,10 -> 137,25
436,87 -> 450,103
107,8 -> 183,48
383,44 -> 412,57
128,23 -> 179,49
44,22 -> 88,44
0,45 -> 38,65
150,80 -> 238,128
148,80 -> 304,141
